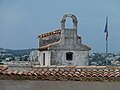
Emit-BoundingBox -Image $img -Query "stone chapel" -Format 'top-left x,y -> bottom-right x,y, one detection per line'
38,14 -> 91,66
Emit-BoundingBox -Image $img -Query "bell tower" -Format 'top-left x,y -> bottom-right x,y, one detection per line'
60,14 -> 78,45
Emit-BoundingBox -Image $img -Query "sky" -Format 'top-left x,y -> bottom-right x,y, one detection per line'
0,0 -> 120,53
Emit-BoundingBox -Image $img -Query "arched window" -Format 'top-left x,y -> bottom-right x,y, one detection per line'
66,52 -> 73,61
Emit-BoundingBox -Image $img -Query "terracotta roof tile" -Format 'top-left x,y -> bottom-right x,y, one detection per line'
7,71 -> 13,75
1,66 -> 120,81
12,70 -> 18,75
18,71 -> 24,75
38,30 -> 61,38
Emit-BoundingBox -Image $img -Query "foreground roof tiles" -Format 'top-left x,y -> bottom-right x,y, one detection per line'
1,66 -> 120,81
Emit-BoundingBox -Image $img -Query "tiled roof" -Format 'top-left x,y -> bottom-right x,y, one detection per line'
1,66 -> 120,81
38,30 -> 61,38
0,65 -> 8,73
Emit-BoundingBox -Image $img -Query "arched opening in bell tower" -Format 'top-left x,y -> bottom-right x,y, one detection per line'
64,18 -> 74,29
61,14 -> 78,30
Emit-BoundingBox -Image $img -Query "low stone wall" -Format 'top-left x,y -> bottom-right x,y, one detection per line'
0,80 -> 120,90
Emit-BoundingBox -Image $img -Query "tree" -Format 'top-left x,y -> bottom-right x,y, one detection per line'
117,57 -> 120,62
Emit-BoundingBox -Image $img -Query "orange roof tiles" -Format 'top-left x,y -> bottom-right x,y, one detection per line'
38,30 -> 61,38
1,66 -> 120,81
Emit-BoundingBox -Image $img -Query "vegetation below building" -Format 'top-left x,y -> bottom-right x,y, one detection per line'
0,48 -> 35,63
1,48 -> 120,66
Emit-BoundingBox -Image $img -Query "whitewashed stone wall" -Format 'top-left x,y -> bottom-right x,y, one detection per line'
39,51 -> 51,66
51,50 -> 89,66
38,14 -> 91,66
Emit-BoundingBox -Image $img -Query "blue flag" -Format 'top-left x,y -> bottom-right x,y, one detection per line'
104,17 -> 108,41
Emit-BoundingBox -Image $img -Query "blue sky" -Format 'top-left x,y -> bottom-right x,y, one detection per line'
0,0 -> 120,52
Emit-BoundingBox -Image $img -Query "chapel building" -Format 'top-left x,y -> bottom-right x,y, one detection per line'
38,14 -> 91,66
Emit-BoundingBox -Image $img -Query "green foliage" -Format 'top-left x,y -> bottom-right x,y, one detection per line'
0,48 -> 35,61
89,53 -> 108,66
117,57 -> 120,62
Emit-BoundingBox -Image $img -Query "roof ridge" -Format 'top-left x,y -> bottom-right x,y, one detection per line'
38,29 -> 61,38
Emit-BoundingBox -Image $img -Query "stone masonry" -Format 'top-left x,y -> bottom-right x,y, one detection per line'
38,14 -> 91,66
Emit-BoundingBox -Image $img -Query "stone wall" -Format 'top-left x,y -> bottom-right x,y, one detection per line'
39,34 -> 60,47
51,50 -> 89,66
39,51 -> 51,66
38,14 -> 91,66
0,80 -> 120,90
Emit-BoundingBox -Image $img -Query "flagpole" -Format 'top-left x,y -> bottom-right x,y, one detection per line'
106,16 -> 108,55
106,38 -> 108,55
106,34 -> 108,66
104,16 -> 108,66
